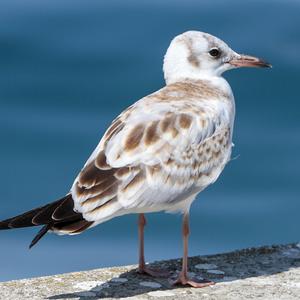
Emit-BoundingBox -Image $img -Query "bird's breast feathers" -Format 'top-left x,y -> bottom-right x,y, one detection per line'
71,79 -> 234,223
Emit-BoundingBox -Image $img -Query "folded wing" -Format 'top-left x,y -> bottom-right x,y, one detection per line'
71,84 -> 232,223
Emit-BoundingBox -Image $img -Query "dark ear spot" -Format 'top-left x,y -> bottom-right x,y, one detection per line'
187,54 -> 200,67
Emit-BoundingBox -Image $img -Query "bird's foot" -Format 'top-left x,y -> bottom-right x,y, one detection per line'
170,271 -> 215,288
137,265 -> 170,278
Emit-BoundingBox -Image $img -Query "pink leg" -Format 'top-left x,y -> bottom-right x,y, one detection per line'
172,213 -> 215,288
137,213 -> 169,277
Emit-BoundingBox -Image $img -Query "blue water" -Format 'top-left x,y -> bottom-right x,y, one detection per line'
0,0 -> 299,281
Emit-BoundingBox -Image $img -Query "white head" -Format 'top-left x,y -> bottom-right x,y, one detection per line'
163,31 -> 271,85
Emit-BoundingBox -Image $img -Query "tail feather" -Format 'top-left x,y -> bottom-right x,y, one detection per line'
0,194 -> 93,248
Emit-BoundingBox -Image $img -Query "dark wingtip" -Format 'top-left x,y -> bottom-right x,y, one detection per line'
29,224 -> 50,249
52,194 -> 77,221
0,220 -> 10,230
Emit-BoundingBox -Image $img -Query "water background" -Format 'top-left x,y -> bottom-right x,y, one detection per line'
0,0 -> 299,281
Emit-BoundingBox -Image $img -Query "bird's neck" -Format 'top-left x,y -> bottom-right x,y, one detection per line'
163,55 -> 231,91
166,74 -> 234,100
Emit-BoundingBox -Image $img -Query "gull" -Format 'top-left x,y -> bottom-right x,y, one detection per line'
0,31 -> 270,287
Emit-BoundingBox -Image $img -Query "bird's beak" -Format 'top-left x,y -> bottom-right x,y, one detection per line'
229,54 -> 272,68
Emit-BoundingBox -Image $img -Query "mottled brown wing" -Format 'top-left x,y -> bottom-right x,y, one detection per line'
71,78 -> 235,221
71,95 -> 231,222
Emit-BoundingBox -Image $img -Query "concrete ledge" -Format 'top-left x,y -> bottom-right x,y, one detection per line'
0,243 -> 299,299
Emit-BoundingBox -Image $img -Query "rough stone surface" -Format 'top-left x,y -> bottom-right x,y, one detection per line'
0,243 -> 299,299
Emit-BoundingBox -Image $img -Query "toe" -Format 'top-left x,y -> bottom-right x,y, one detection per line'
171,274 -> 215,288
186,280 -> 215,288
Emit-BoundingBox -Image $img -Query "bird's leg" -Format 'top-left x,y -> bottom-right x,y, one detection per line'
138,213 -> 147,272
172,213 -> 215,288
137,213 -> 169,277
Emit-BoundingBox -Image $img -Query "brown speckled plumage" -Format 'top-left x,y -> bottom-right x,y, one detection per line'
0,30 -> 271,287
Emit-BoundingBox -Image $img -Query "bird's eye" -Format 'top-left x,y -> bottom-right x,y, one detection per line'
209,48 -> 221,58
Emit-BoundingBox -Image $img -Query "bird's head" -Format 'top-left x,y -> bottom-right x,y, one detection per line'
163,31 -> 271,84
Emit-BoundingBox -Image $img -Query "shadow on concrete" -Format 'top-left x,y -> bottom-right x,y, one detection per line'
48,244 -> 300,299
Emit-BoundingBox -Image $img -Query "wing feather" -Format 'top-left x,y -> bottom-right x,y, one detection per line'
71,80 -> 233,223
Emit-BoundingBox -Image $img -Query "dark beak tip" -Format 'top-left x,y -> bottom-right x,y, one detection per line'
230,56 -> 273,69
